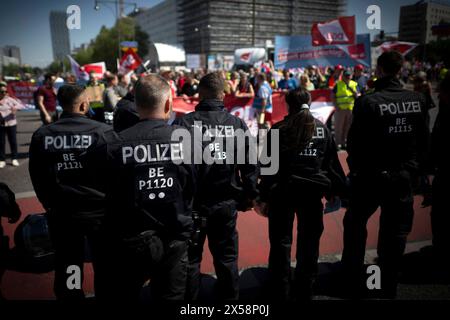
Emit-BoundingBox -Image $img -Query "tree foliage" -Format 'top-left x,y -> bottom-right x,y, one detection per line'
2,64 -> 21,77
71,17 -> 150,71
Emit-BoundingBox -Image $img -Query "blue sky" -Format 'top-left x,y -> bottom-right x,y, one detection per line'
0,0 -> 443,67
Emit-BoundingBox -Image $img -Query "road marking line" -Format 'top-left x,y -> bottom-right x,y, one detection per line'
15,191 -> 36,199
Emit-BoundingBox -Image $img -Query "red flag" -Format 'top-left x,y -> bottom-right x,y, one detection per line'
119,48 -> 142,74
376,41 -> 418,56
83,62 -> 106,79
311,16 -> 356,46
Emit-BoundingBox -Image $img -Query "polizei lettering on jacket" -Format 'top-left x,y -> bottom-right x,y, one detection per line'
122,143 -> 184,164
44,135 -> 92,150
192,124 -> 235,138
378,101 -> 421,116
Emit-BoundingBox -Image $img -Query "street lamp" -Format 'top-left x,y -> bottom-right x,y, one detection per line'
94,0 -> 138,14
194,24 -> 211,58
94,0 -> 139,59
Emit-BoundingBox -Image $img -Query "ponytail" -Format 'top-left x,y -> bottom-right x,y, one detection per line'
283,87 -> 316,150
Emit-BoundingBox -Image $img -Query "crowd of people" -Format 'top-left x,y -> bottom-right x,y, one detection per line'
0,50 -> 448,303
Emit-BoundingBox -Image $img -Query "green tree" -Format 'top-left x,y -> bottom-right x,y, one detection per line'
58,17 -> 150,73
135,25 -> 149,58
83,17 -> 150,71
74,44 -> 94,65
46,60 -> 70,74
2,64 -> 21,77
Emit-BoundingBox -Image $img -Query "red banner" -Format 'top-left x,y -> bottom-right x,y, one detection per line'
83,62 -> 106,79
311,16 -> 356,46
173,89 -> 335,131
6,81 -> 38,106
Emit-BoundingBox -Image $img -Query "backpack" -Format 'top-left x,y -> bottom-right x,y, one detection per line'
14,213 -> 54,258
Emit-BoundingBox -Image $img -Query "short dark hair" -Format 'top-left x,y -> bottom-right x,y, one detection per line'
256,72 -> 267,81
105,74 -> 117,84
57,85 -> 86,111
377,51 -> 403,76
134,74 -> 170,111
44,73 -> 55,82
284,87 -> 315,150
198,72 -> 225,99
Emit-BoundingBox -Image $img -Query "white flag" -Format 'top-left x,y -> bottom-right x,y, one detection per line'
67,55 -> 89,81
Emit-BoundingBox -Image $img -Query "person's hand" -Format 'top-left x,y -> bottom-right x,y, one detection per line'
254,200 -> 269,218
45,113 -> 52,124
8,211 -> 20,224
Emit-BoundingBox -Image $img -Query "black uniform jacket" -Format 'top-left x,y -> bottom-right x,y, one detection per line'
113,92 -> 139,133
258,116 -> 347,203
347,76 -> 429,175
173,99 -> 259,208
431,100 -> 449,175
29,112 -> 113,221
98,119 -> 197,239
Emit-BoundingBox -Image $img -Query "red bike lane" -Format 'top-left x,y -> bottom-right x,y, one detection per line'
0,153 -> 432,299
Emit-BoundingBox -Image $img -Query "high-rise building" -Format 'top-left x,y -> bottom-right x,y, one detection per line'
50,11 -> 71,61
178,0 -> 346,55
134,0 -> 181,46
399,0 -> 450,44
2,46 -> 22,65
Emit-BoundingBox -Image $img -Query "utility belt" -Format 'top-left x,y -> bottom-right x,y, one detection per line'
120,206 -> 168,263
350,168 -> 418,193
122,229 -> 165,264
191,211 -> 207,247
190,199 -> 237,246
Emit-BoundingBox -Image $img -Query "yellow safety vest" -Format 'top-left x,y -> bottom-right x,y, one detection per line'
440,68 -> 448,81
335,80 -> 358,110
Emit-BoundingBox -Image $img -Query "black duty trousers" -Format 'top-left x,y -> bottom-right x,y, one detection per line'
267,188 -> 324,300
186,199 -> 239,300
342,170 -> 415,296
47,214 -> 108,301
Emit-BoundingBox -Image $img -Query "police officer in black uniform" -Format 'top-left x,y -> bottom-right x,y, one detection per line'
256,87 -> 347,300
342,51 -> 429,298
100,74 -> 196,301
174,72 -> 259,300
29,85 -> 113,300
430,74 -> 450,271
113,89 -> 139,132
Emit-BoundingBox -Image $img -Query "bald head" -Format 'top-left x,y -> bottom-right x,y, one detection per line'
134,74 -> 172,119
